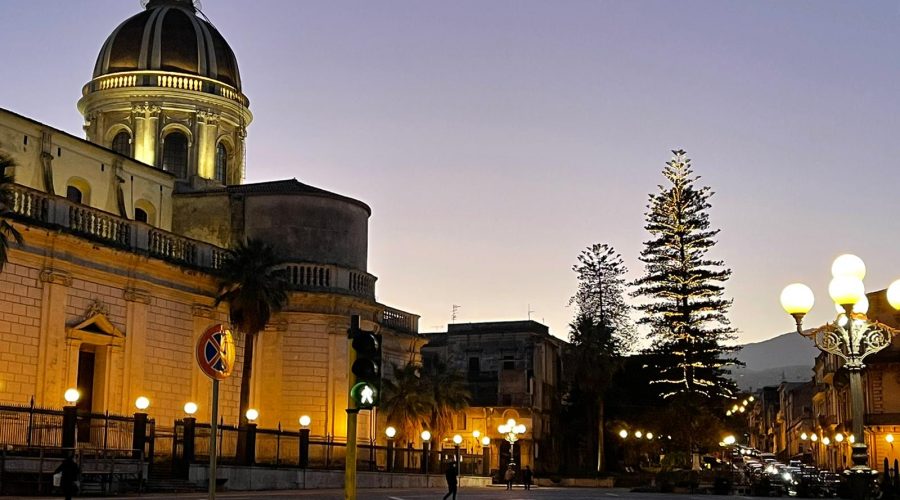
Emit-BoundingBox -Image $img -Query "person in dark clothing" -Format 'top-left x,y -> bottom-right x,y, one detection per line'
523,465 -> 533,490
54,454 -> 80,500
504,464 -> 516,490
443,462 -> 458,500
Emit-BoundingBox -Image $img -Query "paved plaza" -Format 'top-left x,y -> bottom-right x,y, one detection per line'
15,488 -> 758,500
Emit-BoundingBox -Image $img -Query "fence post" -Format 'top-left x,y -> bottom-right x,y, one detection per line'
132,412 -> 148,459
27,397 -> 34,446
482,443 -> 491,477
299,428 -> 310,468
62,404 -> 78,449
245,423 -> 257,465
370,438 -> 376,471
275,423 -> 281,467
386,438 -> 394,473
183,417 -> 196,465
422,441 -> 430,475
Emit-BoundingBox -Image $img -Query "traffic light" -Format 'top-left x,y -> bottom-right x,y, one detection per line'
348,315 -> 381,409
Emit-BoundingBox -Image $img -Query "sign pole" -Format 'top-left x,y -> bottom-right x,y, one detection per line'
209,379 -> 219,500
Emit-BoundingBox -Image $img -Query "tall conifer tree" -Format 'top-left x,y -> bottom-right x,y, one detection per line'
632,150 -> 738,400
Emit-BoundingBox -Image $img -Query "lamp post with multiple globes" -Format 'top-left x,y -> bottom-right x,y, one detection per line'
498,419 -> 525,468
780,254 -> 900,499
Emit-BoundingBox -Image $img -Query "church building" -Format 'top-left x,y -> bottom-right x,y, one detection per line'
0,0 -> 420,443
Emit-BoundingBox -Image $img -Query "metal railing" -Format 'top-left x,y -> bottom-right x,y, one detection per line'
178,421 -> 486,475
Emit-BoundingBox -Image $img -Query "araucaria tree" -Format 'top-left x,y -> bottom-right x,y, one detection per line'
565,243 -> 632,473
570,243 -> 635,353
632,150 -> 738,401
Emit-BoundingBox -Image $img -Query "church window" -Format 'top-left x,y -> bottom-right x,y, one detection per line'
161,131 -> 188,178
215,142 -> 228,184
134,208 -> 148,223
111,131 -> 131,156
66,186 -> 83,204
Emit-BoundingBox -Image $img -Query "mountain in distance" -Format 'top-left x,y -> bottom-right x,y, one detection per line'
729,332 -> 820,391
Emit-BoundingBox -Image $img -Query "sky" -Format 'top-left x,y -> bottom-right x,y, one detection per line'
2,0 -> 900,344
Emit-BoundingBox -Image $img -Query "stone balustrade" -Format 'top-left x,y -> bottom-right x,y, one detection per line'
4,186 -> 419,333
82,71 -> 249,106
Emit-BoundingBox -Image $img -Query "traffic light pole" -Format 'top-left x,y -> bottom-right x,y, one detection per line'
345,408 -> 358,500
345,315 -> 360,500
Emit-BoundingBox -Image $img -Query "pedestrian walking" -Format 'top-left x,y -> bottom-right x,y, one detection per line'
523,465 -> 533,490
54,453 -> 80,500
504,464 -> 516,490
443,462 -> 458,500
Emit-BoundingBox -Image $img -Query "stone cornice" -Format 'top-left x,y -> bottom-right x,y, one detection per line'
192,304 -> 216,318
124,288 -> 152,304
39,268 -> 72,287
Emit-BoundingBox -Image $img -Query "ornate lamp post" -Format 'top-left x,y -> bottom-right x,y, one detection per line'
780,254 -> 900,499
498,419 -> 525,468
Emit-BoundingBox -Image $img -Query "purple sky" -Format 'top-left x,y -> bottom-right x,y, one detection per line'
3,0 -> 900,343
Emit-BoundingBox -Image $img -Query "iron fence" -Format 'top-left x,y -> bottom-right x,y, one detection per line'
177,420 -> 487,475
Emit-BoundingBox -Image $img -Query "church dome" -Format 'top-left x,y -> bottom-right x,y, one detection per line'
92,0 -> 241,90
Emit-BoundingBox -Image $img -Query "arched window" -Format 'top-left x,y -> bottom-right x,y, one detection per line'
134,208 -> 148,223
133,200 -> 156,226
215,142 -> 228,184
161,131 -> 188,178
111,131 -> 131,156
66,186 -> 83,204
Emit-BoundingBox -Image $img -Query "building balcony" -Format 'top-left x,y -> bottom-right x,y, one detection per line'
7,185 -> 418,333
81,70 -> 249,106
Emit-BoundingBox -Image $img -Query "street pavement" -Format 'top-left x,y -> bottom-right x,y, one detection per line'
13,488 -> 759,500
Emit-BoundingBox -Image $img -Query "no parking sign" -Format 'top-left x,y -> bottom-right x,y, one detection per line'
196,324 -> 235,381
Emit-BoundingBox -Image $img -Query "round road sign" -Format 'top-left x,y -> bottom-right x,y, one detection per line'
196,324 -> 235,380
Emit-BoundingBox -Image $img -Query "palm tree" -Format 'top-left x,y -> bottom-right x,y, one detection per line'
381,363 -> 431,445
0,153 -> 22,271
381,360 -> 471,445
421,359 -> 471,443
214,239 -> 288,434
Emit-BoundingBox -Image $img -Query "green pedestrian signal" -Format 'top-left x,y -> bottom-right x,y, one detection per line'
348,315 -> 382,408
350,381 -> 378,409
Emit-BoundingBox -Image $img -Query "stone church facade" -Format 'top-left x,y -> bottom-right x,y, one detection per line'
0,0 -> 420,444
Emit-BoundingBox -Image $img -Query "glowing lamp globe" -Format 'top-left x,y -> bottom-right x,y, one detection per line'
299,415 -> 311,427
849,435 -> 856,443
184,402 -> 198,415
246,408 -> 259,422
385,426 -> 396,438
780,284 -> 815,315
481,436 -> 491,446
828,276 -> 865,306
135,396 -> 150,411
635,430 -> 643,439
800,432 -> 808,441
646,432 -> 654,440
421,430 -> 431,442
723,435 -> 736,445
64,388 -> 80,404
506,418 -> 516,428
473,430 -> 480,439
835,433 -> 844,443
515,424 -> 526,434
498,424 -> 509,434
887,434 -> 895,444
619,429 -> 628,439
822,437 -> 831,446
811,433 -> 818,442
834,295 -> 869,315
887,280 -> 900,311
453,434 -> 463,445
831,254 -> 866,280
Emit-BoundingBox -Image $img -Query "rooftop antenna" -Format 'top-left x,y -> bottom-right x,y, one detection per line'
527,304 -> 535,321
451,305 -> 460,323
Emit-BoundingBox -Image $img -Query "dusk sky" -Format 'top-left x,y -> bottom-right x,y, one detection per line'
3,0 -> 900,344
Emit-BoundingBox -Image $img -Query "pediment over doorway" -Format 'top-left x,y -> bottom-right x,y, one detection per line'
67,311 -> 124,348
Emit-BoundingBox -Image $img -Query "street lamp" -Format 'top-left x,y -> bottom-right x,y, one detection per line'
780,255 -> 900,499
453,434 -> 463,465
498,419 -> 525,467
